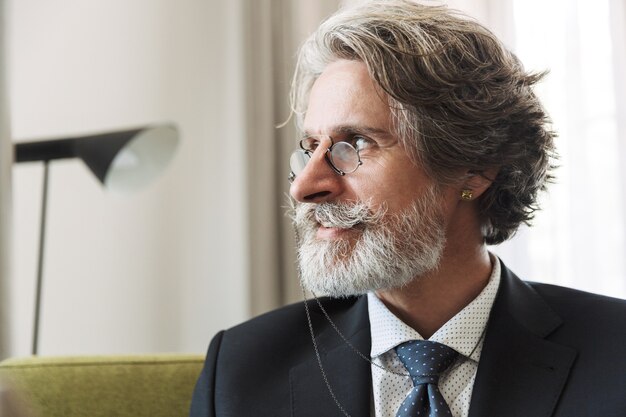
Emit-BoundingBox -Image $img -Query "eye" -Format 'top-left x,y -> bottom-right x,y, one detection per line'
300,137 -> 320,152
350,135 -> 373,152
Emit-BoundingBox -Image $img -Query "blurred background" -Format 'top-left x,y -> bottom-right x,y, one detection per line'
0,0 -> 624,359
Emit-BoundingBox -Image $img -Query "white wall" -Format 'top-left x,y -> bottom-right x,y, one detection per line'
8,0 -> 249,356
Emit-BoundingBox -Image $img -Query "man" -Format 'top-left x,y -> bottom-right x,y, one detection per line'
190,1 -> 626,416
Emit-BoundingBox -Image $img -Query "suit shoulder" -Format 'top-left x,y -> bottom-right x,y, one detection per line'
210,296 -> 365,371
224,296 -> 362,339
527,281 -> 626,311
527,281 -> 626,330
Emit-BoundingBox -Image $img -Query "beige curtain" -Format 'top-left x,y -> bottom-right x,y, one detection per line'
243,0 -> 341,315
610,0 -> 626,223
490,0 -> 626,297
0,0 -> 12,360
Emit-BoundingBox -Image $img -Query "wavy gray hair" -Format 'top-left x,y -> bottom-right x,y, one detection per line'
291,0 -> 557,245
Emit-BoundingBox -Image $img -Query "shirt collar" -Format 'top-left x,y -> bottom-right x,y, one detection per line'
368,254 -> 501,362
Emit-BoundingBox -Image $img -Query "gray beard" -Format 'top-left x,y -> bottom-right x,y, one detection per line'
291,187 -> 447,297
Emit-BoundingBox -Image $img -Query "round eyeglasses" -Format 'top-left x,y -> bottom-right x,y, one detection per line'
288,136 -> 363,183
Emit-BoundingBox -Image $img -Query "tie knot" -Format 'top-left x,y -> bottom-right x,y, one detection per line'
394,340 -> 458,385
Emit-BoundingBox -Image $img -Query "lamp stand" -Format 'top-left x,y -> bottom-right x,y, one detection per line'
32,160 -> 49,355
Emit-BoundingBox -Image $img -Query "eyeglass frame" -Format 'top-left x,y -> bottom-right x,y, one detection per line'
288,135 -> 364,183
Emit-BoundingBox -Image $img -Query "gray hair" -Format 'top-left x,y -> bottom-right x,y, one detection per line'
291,0 -> 557,245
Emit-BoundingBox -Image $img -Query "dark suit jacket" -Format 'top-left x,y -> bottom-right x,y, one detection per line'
190,263 -> 626,417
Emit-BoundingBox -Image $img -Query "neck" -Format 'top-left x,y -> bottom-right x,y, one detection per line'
376,243 -> 493,339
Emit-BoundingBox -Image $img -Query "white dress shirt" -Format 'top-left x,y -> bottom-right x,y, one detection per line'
368,256 -> 501,417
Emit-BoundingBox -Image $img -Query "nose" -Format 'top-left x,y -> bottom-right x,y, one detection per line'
289,142 -> 344,203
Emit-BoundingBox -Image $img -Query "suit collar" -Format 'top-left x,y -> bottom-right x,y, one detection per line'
468,262 -> 577,417
290,296 -> 372,417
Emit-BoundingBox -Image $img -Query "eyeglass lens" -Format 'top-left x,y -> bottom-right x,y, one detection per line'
328,142 -> 360,174
290,150 -> 310,176
289,140 -> 361,178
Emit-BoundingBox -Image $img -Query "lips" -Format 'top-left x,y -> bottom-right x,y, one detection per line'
315,213 -> 364,229
316,225 -> 352,239
315,215 -> 360,228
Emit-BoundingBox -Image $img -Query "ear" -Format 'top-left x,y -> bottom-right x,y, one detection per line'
458,168 -> 498,201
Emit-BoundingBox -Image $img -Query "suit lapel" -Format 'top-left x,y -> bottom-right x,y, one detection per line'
468,265 -> 577,417
290,296 -> 372,417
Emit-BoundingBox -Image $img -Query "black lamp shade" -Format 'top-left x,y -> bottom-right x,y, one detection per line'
14,125 -> 179,192
75,128 -> 146,184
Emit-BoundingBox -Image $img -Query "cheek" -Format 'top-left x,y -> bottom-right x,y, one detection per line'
346,171 -> 416,213
439,188 -> 463,217
346,147 -> 436,211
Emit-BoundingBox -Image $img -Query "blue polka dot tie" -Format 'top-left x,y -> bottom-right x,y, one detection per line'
394,340 -> 458,417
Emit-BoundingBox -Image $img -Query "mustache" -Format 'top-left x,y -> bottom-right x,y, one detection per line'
292,200 -> 387,229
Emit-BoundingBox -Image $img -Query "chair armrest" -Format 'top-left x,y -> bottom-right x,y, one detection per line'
0,354 -> 204,417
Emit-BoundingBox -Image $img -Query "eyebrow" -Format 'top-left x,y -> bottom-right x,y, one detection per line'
302,124 -> 393,139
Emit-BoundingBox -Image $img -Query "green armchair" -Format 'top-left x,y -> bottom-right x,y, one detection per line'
0,354 -> 204,417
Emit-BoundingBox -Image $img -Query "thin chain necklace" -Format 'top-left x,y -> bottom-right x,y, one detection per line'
301,282 -> 354,417
301,281 -> 487,417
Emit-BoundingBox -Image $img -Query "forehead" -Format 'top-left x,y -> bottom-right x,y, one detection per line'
303,60 -> 393,136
